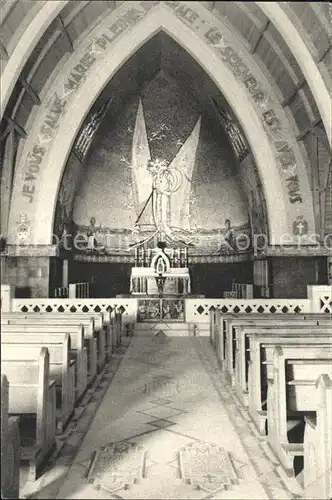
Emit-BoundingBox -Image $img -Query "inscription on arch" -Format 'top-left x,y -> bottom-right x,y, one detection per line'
162,2 -> 305,206
14,0 -> 310,242
20,3 -> 150,203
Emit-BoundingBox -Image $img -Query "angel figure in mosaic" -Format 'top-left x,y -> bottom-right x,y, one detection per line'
129,98 -> 201,248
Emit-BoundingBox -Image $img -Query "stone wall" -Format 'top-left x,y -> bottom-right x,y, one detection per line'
3,256 -> 50,297
270,257 -> 327,298
190,262 -> 253,297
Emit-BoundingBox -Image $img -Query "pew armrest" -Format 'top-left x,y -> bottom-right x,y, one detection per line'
281,442 -> 304,456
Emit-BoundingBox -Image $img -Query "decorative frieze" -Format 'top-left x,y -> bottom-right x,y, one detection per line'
265,245 -> 331,257
4,244 -> 59,257
73,251 -> 253,264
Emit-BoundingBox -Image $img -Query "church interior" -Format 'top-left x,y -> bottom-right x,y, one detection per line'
0,1 -> 331,499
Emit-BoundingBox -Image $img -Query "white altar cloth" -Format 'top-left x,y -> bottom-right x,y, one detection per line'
130,267 -> 191,295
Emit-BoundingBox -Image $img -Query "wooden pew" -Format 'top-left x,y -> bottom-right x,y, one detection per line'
1,333 -> 77,432
223,315 -> 331,384
245,329 -> 331,434
303,373 -> 332,500
41,311 -> 112,360
231,314 -> 329,368
43,311 -> 113,357
213,313 -> 329,372
2,313 -> 108,373
3,308 -> 121,351
1,348 -> 57,480
1,374 -> 20,499
267,344 -> 332,477
1,323 -> 90,397
233,322 -> 331,403
61,310 -> 113,357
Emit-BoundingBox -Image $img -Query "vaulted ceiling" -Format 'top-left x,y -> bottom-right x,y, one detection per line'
1,1 -> 331,239
1,1 -> 330,135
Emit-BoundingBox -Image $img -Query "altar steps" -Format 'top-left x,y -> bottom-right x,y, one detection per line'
133,322 -> 196,337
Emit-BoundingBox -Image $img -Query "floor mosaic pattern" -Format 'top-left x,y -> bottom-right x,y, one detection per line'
21,335 -> 300,499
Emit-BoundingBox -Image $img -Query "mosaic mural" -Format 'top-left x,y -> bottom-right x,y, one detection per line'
55,69 -> 255,256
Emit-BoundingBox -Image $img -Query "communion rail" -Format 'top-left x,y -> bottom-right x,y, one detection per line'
6,298 -> 137,324
186,285 -> 331,321
1,285 -> 330,322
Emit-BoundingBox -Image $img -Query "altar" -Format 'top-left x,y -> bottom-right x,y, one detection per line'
130,244 -> 191,296
130,266 -> 191,295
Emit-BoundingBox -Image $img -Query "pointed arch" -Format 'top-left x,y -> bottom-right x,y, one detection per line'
8,3 -> 306,245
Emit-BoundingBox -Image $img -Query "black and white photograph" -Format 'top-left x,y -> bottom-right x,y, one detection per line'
0,1 -> 331,499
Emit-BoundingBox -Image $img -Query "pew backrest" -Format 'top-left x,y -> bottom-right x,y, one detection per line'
2,315 -> 95,336
1,348 -> 51,447
1,334 -> 70,365
272,344 -> 332,440
1,325 -> 84,350
2,312 -> 106,330
303,374 -> 332,499
225,314 -> 331,340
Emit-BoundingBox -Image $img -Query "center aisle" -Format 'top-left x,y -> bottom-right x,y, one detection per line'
56,335 -> 293,500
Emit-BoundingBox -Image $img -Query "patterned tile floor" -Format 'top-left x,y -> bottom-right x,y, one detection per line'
21,335 -> 302,499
